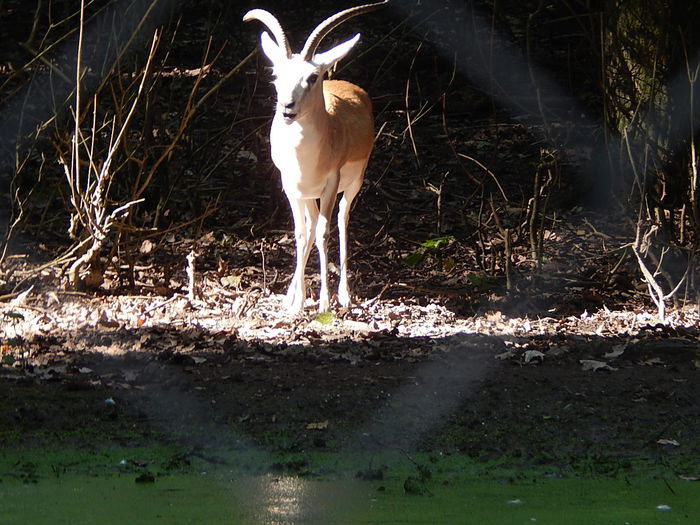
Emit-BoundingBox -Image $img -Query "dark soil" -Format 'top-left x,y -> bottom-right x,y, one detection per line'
1,294 -> 699,479
1,0 -> 700,482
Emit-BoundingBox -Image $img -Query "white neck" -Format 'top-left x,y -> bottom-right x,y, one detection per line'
270,87 -> 334,190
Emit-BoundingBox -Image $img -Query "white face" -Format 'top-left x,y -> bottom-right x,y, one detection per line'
259,30 -> 360,123
270,56 -> 323,122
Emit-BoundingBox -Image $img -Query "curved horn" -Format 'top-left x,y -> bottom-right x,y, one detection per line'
243,9 -> 292,58
300,0 -> 388,61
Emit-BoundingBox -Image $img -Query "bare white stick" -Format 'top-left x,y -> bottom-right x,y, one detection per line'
186,250 -> 196,302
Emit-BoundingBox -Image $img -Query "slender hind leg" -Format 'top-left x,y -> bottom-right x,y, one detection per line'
337,160 -> 367,307
316,172 -> 341,312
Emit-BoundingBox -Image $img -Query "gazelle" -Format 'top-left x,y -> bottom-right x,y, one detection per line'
243,2 -> 386,313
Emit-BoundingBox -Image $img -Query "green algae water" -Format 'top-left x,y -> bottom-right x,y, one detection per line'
2,455 -> 699,525
3,474 -> 699,524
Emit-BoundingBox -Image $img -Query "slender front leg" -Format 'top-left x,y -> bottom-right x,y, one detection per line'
286,198 -> 320,312
316,172 -> 341,312
285,197 -> 310,312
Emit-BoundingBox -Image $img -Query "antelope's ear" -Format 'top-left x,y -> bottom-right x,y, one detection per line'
260,31 -> 286,64
313,33 -> 360,69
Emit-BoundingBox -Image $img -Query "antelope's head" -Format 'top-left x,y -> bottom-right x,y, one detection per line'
243,2 -> 387,123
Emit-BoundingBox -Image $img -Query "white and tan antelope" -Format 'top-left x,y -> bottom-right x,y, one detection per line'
243,2 -> 385,313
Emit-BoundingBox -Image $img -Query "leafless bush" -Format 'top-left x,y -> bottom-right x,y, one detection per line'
56,21 -> 160,289
600,1 -> 700,316
1,0 -> 255,291
624,131 -> 694,320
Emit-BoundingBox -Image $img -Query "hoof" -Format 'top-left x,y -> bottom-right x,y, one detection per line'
284,287 -> 305,313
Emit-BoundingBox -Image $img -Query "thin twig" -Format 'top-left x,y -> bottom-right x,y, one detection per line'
457,152 -> 508,202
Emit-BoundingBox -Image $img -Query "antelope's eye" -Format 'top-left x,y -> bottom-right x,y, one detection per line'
308,73 -> 319,85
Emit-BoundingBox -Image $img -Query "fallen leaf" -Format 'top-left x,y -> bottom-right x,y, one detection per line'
139,239 -> 154,254
443,257 -> 456,272
523,350 -> 545,363
656,438 -> 680,447
604,343 -> 627,359
10,286 -> 33,305
197,231 -> 216,246
343,320 -> 373,333
221,274 -> 243,289
306,420 -> 329,430
548,344 -> 570,356
580,359 -> 617,372
315,312 -> 335,325
236,150 -> 257,162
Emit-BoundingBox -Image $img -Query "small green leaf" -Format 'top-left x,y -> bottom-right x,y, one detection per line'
315,312 -> 335,325
404,251 -> 425,267
420,236 -> 454,250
